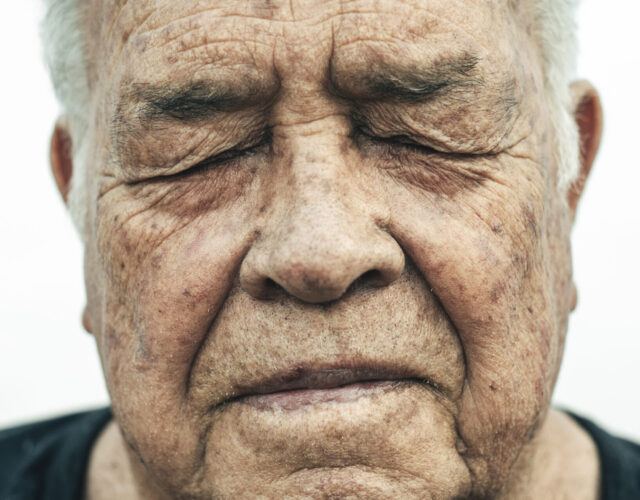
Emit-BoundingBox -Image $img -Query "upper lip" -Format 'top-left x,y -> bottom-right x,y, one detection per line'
229,364 -> 444,402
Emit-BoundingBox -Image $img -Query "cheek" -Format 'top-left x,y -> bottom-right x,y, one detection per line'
94,202 -> 252,373
385,173 -> 563,485
92,168 -> 259,359
87,189 -> 258,490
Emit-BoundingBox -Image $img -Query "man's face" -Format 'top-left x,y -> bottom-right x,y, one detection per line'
80,0 -> 575,497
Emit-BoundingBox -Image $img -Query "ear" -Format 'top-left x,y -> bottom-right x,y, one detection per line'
567,81 -> 603,221
50,118 -> 74,204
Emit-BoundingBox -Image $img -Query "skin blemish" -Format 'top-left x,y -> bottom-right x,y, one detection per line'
134,342 -> 155,366
105,327 -> 122,351
522,205 -> 538,237
133,33 -> 150,53
490,280 -> 507,303
122,238 -> 132,253
150,255 -> 162,269
455,438 -> 468,455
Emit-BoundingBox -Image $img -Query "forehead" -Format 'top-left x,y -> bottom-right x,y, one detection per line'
91,0 -> 522,96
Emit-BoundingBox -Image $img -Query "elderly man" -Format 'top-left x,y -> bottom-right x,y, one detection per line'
1,0 -> 639,498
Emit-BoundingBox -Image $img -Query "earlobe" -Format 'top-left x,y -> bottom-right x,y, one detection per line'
50,119 -> 74,204
82,306 -> 93,335
567,81 -> 603,221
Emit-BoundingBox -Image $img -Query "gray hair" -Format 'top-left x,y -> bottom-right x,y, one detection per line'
527,0 -> 581,189
41,0 -> 581,234
41,0 -> 90,233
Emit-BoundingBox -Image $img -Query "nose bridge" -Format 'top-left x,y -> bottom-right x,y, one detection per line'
240,124 -> 404,304
277,159 -> 365,267
271,114 -> 368,248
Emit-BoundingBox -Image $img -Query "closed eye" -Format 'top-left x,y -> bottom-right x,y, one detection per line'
353,125 -> 441,156
195,143 -> 262,170
160,129 -> 272,181
353,124 -> 494,161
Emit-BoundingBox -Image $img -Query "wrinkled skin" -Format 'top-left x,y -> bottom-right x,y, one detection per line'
52,0 -> 601,498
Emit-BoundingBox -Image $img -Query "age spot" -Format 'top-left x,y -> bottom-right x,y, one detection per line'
522,205 -> 538,237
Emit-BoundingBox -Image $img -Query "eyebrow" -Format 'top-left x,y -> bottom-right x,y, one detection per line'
117,78 -> 276,129
332,54 -> 485,103
113,53 -> 486,138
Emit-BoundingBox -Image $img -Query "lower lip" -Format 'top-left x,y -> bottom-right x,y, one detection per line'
240,380 -> 405,411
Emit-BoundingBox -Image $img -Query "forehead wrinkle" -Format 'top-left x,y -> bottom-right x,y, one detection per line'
142,33 -> 277,63
98,3 -> 277,80
120,0 -> 310,40
99,0 -> 153,57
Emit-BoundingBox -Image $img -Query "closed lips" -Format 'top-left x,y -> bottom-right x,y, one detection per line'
225,366 -> 445,411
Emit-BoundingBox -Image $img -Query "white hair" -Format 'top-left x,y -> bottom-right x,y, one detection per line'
526,0 -> 582,189
41,0 -> 90,234
41,0 -> 581,234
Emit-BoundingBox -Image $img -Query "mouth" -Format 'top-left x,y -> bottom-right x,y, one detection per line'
230,366 -> 442,412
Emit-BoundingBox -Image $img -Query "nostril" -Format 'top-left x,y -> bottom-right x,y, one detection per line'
264,278 -> 278,290
345,270 -> 385,296
263,278 -> 287,299
359,269 -> 383,284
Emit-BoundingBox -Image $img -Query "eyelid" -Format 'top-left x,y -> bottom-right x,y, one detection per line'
354,125 -> 441,154
196,143 -> 261,168
354,124 -> 499,159
150,128 -> 272,182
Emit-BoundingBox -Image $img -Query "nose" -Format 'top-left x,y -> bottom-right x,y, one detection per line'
240,172 -> 404,304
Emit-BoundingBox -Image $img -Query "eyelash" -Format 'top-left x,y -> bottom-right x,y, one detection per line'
174,132 -> 271,179
200,143 -> 261,167
353,126 -> 440,157
201,124 -> 440,170
160,126 -> 447,183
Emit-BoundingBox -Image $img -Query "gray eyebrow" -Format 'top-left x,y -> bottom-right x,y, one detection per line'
332,54 -> 485,103
115,54 -> 482,129
111,75 -> 278,142
110,77 -> 275,165
130,79 -> 275,124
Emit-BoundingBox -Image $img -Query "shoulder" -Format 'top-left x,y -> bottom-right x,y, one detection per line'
568,412 -> 640,500
0,408 -> 112,500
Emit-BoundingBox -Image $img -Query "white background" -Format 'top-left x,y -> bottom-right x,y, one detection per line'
1,1 -> 638,441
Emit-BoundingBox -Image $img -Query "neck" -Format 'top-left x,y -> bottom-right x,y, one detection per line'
497,409 -> 600,500
84,420 -> 170,500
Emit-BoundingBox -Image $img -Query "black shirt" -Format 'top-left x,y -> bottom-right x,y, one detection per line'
570,413 -> 640,500
0,408 -> 638,499
0,409 -> 111,500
